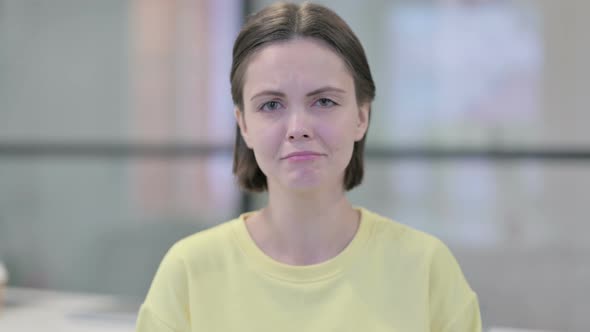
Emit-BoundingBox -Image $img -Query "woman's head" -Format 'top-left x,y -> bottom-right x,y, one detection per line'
231,2 -> 375,193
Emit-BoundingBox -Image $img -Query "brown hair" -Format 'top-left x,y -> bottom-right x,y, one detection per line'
231,2 -> 375,192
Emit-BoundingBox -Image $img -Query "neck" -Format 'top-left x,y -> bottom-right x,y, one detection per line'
247,182 -> 360,265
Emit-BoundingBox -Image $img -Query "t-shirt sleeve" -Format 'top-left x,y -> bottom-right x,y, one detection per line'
428,239 -> 482,332
136,305 -> 179,332
136,242 -> 191,332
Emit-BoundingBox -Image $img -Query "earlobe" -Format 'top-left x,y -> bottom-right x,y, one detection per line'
234,108 -> 252,148
355,103 -> 370,141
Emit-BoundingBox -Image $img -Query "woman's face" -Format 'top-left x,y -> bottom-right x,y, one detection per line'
236,38 -> 369,193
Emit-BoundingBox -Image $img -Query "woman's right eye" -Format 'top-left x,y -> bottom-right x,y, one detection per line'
259,101 -> 282,112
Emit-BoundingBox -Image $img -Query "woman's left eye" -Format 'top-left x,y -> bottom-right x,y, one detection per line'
314,98 -> 337,107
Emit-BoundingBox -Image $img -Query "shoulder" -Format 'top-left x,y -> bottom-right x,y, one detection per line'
361,207 -> 446,259
360,207 -> 471,282
142,216 -> 243,307
162,217 -> 241,269
172,218 -> 238,254
359,208 -> 480,330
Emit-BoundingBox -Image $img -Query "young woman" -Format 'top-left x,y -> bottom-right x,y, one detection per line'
136,2 -> 482,331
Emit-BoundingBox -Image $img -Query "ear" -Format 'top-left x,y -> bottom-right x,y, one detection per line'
354,103 -> 370,141
234,107 -> 252,148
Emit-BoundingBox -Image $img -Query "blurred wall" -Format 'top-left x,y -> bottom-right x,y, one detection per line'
0,0 -> 242,296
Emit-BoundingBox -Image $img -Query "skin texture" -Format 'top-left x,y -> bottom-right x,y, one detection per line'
234,37 -> 370,265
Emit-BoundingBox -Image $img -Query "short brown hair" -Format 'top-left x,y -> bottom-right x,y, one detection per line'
230,2 -> 375,192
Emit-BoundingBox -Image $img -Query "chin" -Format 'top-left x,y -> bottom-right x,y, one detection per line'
270,169 -> 344,193
285,179 -> 323,191
282,174 -> 343,194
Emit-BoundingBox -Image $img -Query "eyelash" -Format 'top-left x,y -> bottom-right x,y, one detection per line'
258,98 -> 338,112
259,100 -> 283,112
315,98 -> 338,108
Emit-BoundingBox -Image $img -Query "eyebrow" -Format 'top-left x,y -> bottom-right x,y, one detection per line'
249,86 -> 347,101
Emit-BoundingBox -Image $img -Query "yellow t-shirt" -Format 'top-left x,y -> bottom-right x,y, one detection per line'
136,207 -> 481,332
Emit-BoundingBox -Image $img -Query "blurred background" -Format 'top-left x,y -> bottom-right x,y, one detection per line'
0,0 -> 588,331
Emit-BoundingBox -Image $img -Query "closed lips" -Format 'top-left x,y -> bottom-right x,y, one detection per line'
282,151 -> 324,159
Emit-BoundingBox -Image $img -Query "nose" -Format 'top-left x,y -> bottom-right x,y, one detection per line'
286,110 -> 313,141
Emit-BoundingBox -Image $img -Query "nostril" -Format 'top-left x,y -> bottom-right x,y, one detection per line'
288,132 -> 311,140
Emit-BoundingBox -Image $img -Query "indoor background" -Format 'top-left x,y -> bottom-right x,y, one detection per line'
0,0 -> 588,331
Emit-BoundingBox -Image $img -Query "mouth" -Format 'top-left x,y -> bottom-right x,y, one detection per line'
282,151 -> 324,161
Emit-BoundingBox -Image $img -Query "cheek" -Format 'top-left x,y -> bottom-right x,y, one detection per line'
317,121 -> 357,159
249,122 -> 284,156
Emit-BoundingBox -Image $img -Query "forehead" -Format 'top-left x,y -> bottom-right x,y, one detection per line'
243,38 -> 354,96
